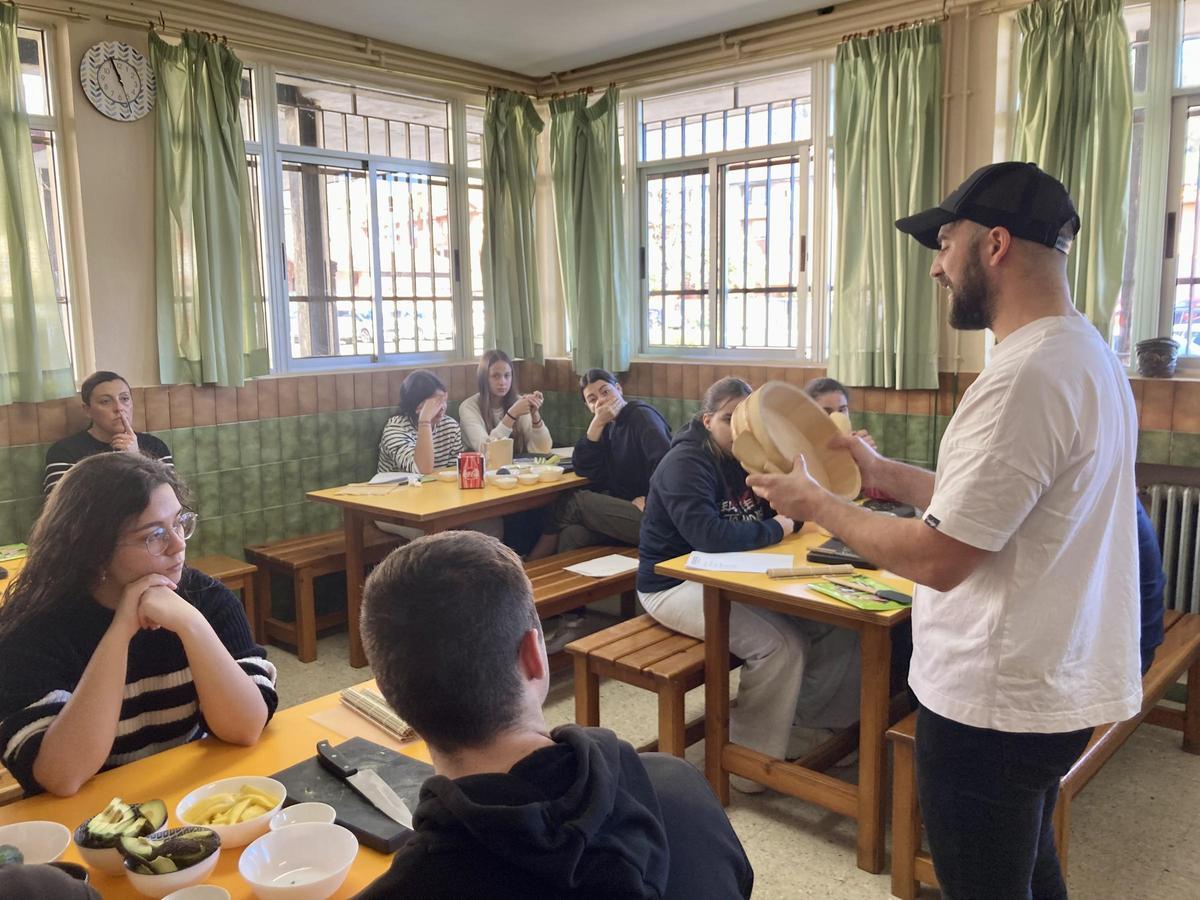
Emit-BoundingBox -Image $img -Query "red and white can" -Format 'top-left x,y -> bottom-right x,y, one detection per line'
458,452 -> 484,489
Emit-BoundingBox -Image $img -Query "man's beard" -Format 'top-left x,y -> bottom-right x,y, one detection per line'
946,252 -> 995,331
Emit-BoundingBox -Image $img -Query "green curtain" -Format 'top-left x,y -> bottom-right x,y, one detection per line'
830,23 -> 942,390
0,5 -> 74,404
550,88 -> 630,374
482,89 -> 544,363
151,31 -> 267,387
1014,0 -> 1131,334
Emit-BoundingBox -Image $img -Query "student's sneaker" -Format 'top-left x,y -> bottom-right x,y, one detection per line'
544,611 -> 588,655
729,774 -> 766,794
786,726 -> 835,761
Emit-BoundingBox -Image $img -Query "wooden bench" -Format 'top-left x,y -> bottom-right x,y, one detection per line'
567,614 -> 738,757
887,609 -> 1200,899
245,530 -> 400,663
525,546 -> 639,621
191,554 -> 259,639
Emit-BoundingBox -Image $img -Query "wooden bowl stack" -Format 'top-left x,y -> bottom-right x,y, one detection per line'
731,381 -> 862,499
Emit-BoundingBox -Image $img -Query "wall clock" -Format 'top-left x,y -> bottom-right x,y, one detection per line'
80,41 -> 155,122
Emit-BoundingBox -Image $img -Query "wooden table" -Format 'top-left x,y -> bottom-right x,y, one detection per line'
0,684 -> 430,898
308,473 -> 587,667
0,555 -> 25,605
655,527 -> 912,874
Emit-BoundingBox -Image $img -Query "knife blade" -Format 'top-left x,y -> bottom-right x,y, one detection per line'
316,740 -> 414,828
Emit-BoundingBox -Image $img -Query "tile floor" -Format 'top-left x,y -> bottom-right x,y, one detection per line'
271,631 -> 1200,899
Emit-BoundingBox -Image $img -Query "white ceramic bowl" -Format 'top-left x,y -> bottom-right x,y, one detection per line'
163,884 -> 231,900
0,820 -> 70,864
125,846 -> 220,899
492,475 -> 518,489
536,465 -> 565,482
435,469 -> 458,483
175,776 -> 285,849
239,822 -> 358,900
269,803 -> 337,831
517,472 -> 539,485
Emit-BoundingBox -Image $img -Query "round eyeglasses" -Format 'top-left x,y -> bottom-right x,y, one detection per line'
122,511 -> 199,556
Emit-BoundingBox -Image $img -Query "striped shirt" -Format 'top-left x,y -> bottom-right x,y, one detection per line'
378,415 -> 463,473
44,429 -> 174,494
0,568 -> 277,795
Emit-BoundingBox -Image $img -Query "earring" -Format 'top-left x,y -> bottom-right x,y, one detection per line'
100,570 -> 108,583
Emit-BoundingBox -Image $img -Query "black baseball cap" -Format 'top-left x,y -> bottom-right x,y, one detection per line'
895,162 -> 1080,253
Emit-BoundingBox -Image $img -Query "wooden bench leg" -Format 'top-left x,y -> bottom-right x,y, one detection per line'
890,737 -> 920,900
238,576 -> 257,644
620,590 -> 636,619
657,684 -> 687,757
1184,655 -> 1200,754
294,570 -> 318,663
573,654 -> 600,727
251,568 -> 271,643
1053,789 -> 1071,876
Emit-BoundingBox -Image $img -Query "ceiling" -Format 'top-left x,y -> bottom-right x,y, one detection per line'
229,0 -> 834,77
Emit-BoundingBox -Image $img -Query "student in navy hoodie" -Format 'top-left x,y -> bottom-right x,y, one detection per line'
357,530 -> 753,899
637,377 -> 861,793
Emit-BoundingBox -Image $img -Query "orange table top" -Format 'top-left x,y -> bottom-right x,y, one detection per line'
0,683 -> 430,898
654,526 -> 913,627
307,471 -> 587,523
0,555 -> 26,605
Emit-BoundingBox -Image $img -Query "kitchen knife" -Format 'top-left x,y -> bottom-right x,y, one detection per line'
316,739 -> 414,828
825,577 -> 912,605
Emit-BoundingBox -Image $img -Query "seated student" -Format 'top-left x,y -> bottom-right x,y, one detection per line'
553,368 -> 672,552
1138,498 -> 1166,675
0,454 -> 277,797
43,370 -> 173,494
638,377 -> 860,792
803,376 -> 877,449
378,369 -> 462,476
357,531 -> 754,899
459,349 -> 552,455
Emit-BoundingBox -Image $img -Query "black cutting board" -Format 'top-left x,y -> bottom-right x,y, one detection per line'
271,736 -> 434,852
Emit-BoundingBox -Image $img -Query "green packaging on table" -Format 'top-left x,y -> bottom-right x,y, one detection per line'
0,543 -> 27,562
809,574 -> 909,611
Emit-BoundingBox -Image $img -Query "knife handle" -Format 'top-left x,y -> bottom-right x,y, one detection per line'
317,739 -> 358,778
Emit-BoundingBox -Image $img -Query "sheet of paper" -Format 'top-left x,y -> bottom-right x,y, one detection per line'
369,471 -> 414,485
685,551 -> 793,574
564,554 -> 640,577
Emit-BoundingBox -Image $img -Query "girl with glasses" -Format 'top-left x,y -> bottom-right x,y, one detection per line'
0,453 -> 277,797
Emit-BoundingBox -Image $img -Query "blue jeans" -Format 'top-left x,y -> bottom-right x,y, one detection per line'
915,705 -> 1093,900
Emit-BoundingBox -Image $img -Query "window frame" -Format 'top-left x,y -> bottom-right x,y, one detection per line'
625,55 -> 834,363
246,61 -> 486,374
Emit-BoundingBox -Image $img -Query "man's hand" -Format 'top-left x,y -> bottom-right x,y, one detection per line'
631,496 -> 646,512
852,429 -> 877,450
746,455 -> 832,522
828,433 -> 887,492
111,411 -> 139,453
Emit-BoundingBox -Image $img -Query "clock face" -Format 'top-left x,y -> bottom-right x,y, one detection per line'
80,41 -> 155,122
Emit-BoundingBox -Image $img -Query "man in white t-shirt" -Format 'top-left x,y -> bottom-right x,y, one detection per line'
747,162 -> 1140,899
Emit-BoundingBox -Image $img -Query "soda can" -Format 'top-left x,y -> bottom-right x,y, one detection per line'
458,452 -> 484,489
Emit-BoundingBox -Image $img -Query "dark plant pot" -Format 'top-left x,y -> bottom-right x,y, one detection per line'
1135,337 -> 1179,378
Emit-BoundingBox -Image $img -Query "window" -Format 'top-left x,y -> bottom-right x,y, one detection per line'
1120,1 -> 1200,366
636,67 -> 831,358
19,26 -> 75,371
249,70 -> 484,370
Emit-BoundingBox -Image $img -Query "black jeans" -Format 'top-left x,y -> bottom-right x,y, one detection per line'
915,705 -> 1093,900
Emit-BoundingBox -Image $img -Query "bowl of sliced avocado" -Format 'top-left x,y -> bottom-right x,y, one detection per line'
120,826 -> 221,898
74,796 -> 169,874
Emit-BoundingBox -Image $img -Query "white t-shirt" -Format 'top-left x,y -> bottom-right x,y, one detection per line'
909,312 -> 1141,733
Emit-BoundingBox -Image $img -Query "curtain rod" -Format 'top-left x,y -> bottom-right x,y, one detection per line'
840,14 -> 948,44
12,1 -> 89,20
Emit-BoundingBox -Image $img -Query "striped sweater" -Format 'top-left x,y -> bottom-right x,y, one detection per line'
378,415 -> 463,473
0,568 -> 277,795
44,429 -> 174,494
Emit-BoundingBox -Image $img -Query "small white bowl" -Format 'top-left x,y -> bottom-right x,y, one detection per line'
0,820 -> 70,864
492,475 -> 518,489
517,472 -> 539,485
125,847 -> 220,899
269,802 -> 337,831
239,822 -> 358,900
164,886 -> 231,900
537,465 -> 565,482
175,776 -> 285,849
435,469 -> 458,483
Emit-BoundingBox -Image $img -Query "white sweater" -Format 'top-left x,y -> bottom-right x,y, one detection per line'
458,393 -> 553,455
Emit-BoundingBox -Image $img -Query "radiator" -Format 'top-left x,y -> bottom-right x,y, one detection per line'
1142,484 -> 1200,615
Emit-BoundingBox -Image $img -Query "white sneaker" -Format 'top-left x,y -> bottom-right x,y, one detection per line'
545,613 -> 587,654
729,774 -> 766,794
786,726 -> 835,761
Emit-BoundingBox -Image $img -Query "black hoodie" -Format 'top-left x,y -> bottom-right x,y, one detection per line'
572,400 -> 672,501
638,418 -> 783,594
355,725 -> 752,899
